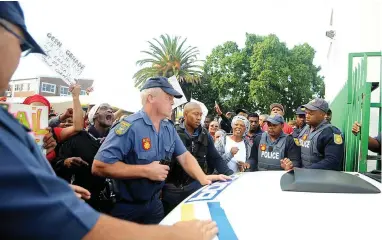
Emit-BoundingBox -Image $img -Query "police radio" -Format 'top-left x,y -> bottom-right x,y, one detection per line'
159,158 -> 171,167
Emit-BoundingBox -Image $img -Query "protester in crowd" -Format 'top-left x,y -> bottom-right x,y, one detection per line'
208,120 -> 220,141
22,86 -> 83,161
325,109 -> 332,123
49,107 -> 73,128
53,103 -> 115,212
248,115 -> 301,171
163,102 -> 233,215
246,113 -> 263,147
0,96 -> 6,102
203,115 -> 213,129
297,98 -> 344,170
352,121 -> 381,154
259,114 -> 268,130
92,77 -> 228,224
0,3 -> 217,239
288,120 -> 297,128
214,129 -> 225,143
214,103 -> 232,133
226,111 -> 233,120
235,108 -> 248,118
292,106 -> 306,138
215,115 -> 251,173
262,103 -> 294,134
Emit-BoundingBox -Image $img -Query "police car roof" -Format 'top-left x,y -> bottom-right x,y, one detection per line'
161,170 -> 382,240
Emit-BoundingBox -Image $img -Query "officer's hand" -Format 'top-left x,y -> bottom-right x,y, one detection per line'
230,147 -> 239,155
203,174 -> 231,185
238,161 -> 250,172
352,121 -> 361,136
70,184 -> 91,200
280,158 -> 293,171
172,220 -> 218,240
64,157 -> 89,168
145,161 -> 169,181
43,127 -> 57,154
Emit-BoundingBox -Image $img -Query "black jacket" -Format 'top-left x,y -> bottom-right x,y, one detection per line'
53,126 -> 108,208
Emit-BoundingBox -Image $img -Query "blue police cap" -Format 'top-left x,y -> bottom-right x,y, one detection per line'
0,2 -> 45,54
296,106 -> 306,115
302,98 -> 329,113
265,114 -> 285,125
140,77 -> 183,99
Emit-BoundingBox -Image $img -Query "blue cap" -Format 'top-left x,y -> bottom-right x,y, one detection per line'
265,114 -> 285,125
140,77 -> 183,98
296,106 -> 306,115
302,98 -> 329,113
0,2 -> 45,55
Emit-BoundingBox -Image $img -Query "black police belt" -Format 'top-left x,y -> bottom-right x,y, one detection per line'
119,191 -> 161,205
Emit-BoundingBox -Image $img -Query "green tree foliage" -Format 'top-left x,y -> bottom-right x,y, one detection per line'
200,33 -> 325,118
133,34 -> 203,89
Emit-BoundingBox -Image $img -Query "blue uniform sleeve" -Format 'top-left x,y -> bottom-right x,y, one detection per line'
0,142 -> 100,239
173,127 -> 187,157
206,134 -> 234,175
94,124 -> 134,164
308,127 -> 344,171
375,132 -> 381,145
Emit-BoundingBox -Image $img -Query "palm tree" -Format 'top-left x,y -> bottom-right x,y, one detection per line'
133,34 -> 203,88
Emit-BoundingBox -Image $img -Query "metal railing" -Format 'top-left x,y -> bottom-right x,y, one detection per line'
330,52 -> 381,172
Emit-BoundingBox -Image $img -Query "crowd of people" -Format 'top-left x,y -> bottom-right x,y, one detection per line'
1,2 -> 381,239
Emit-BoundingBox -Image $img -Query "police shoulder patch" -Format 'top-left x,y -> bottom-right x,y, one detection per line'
333,133 -> 343,145
294,138 -> 301,146
115,120 -> 131,136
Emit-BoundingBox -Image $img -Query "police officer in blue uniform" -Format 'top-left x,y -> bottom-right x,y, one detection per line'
298,98 -> 344,170
292,106 -> 306,138
92,77 -> 229,224
0,3 -> 219,239
248,115 -> 301,171
163,102 -> 233,215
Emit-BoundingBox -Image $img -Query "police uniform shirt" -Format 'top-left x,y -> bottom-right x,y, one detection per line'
94,110 -> 187,201
0,108 -> 99,239
299,122 -> 344,170
249,133 -> 301,171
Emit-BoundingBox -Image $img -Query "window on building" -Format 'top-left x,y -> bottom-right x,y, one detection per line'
80,90 -> 87,95
60,86 -> 69,96
41,82 -> 56,94
15,84 -> 23,92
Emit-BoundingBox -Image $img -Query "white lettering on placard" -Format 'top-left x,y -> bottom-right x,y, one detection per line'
40,33 -> 85,85
260,151 -> 280,159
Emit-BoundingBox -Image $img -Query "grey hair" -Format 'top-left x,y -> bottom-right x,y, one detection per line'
259,114 -> 269,120
140,87 -> 162,106
231,115 -> 250,136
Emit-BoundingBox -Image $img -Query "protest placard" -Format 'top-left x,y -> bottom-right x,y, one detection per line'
168,76 -> 188,109
0,102 -> 48,154
40,33 -> 85,85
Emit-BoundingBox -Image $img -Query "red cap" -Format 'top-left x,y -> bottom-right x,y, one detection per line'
23,94 -> 51,110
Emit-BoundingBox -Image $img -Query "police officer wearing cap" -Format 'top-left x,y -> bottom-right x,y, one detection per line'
292,106 -> 306,138
297,98 -> 344,170
163,102 -> 233,215
92,76 -> 230,224
248,114 -> 301,171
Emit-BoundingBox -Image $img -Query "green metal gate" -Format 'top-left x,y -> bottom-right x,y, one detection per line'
330,52 -> 381,173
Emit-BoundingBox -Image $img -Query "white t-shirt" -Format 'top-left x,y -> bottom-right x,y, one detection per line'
225,136 -> 246,173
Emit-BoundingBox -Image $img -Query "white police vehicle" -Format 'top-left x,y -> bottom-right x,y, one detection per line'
161,169 -> 382,240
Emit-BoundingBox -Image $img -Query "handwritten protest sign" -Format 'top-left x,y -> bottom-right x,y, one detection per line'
168,76 -> 188,109
0,103 -> 48,154
40,33 -> 85,85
